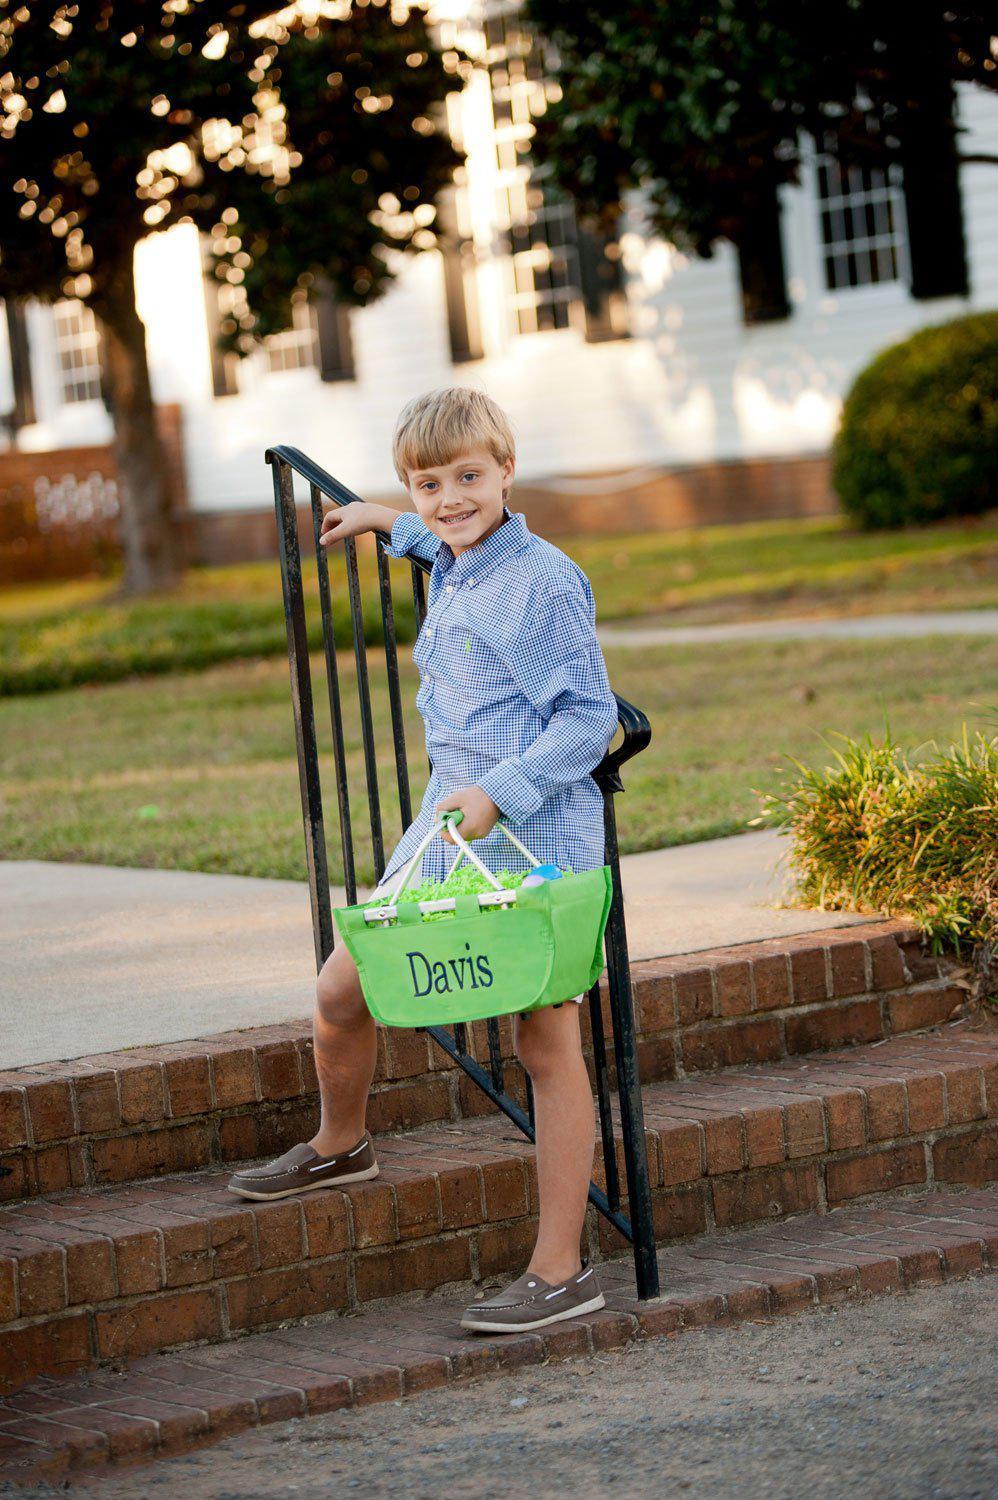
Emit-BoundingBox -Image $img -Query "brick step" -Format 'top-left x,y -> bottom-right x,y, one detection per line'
0,918 -> 967,1201
1,1022 -> 993,1397
0,1184 -> 994,1483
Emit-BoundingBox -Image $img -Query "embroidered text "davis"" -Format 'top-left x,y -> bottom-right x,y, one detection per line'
406,940 -> 494,997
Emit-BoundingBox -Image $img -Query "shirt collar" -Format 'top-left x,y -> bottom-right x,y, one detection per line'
435,506 -> 530,582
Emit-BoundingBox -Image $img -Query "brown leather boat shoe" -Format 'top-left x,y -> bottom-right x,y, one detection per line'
460,1259 -> 605,1334
227,1133 -> 379,1200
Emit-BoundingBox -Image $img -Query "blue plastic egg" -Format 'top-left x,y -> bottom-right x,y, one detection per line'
521,863 -> 563,888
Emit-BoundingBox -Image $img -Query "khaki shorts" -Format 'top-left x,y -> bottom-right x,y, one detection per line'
367,880 -> 584,1014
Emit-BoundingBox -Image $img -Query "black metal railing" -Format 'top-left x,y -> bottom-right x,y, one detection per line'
266,443 -> 659,1300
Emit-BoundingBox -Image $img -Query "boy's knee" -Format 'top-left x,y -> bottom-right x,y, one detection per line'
315,976 -> 368,1028
514,1006 -> 584,1080
513,1025 -> 556,1082
315,952 -> 368,1028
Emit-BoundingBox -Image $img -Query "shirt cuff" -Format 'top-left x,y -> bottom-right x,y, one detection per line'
476,762 -> 548,825
381,511 -> 437,562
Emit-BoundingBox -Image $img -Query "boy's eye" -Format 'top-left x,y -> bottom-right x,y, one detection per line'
460,472 -> 478,482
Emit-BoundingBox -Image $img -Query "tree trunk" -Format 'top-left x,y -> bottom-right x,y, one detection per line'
95,249 -> 185,594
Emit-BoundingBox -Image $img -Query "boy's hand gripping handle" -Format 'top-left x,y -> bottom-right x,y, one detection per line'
374,809 -> 543,903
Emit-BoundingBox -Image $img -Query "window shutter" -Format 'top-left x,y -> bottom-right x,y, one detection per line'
577,225 -> 629,342
440,236 -> 483,364
436,183 -> 482,364
900,87 -> 968,300
736,180 -> 790,324
4,299 -> 36,430
312,280 -> 356,382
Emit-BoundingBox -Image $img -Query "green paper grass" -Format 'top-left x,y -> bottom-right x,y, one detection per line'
364,863 -> 575,921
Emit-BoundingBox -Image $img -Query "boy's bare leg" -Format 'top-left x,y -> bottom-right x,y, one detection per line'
514,1002 -> 596,1285
307,941 -> 379,1156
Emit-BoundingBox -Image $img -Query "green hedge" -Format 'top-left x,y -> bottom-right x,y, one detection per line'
0,594 -> 417,697
832,310 -> 998,529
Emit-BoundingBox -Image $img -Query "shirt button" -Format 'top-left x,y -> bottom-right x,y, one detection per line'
467,577 -> 475,586
446,585 -> 453,593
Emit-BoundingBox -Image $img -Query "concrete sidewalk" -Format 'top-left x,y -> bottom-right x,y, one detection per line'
597,607 -> 998,648
1,831 -> 876,1071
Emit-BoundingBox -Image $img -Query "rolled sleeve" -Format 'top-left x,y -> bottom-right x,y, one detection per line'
381,510 -> 443,564
476,758 -> 550,824
476,580 -> 619,825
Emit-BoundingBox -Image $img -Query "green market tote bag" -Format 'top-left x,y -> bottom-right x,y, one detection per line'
333,810 -> 613,1027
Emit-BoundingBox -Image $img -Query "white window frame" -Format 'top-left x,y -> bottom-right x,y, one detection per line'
809,130 -> 910,294
52,299 -> 102,405
478,0 -> 586,339
263,292 -> 320,375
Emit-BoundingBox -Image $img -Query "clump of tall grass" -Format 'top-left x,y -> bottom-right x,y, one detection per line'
754,713 -> 997,1004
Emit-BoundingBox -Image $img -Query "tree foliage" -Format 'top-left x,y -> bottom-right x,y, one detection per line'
0,0 -> 463,337
521,1 -> 998,256
0,1 -> 466,590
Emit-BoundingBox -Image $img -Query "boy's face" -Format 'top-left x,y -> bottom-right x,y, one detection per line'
406,444 -> 515,556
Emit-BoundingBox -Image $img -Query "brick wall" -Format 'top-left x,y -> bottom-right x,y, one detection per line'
512,453 -> 836,537
184,451 -> 838,565
0,405 -> 187,585
1,443 -> 837,580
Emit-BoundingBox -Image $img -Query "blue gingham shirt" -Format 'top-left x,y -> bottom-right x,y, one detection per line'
376,505 -> 618,887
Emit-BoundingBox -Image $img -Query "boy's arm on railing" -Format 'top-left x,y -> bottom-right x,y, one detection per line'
263,444 -> 440,565
380,510 -> 443,565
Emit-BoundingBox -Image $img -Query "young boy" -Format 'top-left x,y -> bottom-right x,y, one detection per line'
228,387 -> 618,1334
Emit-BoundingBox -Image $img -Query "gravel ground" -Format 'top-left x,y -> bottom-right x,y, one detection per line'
10,1275 -> 996,1500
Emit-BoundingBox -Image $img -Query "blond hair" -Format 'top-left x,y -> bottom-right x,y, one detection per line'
392,386 -> 515,487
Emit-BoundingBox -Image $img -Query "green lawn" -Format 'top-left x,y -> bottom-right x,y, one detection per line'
2,636 -> 993,884
574,510 -> 998,625
2,510 -> 995,695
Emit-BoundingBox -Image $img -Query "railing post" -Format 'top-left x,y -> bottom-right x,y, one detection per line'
268,453 -> 334,967
596,767 -> 661,1301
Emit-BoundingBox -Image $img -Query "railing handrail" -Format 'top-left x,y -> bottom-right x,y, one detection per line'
266,444 -> 366,510
264,442 -> 652,784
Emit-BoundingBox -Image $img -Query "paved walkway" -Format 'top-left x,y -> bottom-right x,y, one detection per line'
0,831 -> 875,1070
597,607 -> 998,648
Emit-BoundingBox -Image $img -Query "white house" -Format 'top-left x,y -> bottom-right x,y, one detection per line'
2,0 -> 997,559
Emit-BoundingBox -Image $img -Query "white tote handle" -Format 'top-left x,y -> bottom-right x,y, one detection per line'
446,816 -> 542,879
374,810 -> 542,904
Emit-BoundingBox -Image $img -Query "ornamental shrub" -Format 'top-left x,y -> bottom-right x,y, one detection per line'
755,716 -> 997,1002
831,311 -> 998,528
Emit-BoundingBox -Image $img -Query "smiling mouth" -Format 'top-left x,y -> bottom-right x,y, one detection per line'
440,511 -> 475,526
